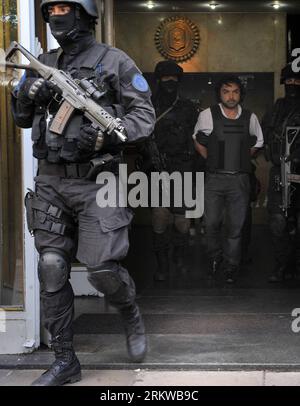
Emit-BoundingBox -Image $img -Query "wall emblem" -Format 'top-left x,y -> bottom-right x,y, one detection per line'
155,16 -> 200,63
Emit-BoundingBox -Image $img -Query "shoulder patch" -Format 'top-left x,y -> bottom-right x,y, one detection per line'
132,74 -> 149,93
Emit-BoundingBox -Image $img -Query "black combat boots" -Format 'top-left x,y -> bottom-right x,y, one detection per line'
31,330 -> 81,386
154,249 -> 169,281
119,303 -> 147,362
208,254 -> 223,278
223,262 -> 238,284
268,263 -> 287,283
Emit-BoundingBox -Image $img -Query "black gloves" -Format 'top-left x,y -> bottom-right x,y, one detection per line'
78,123 -> 127,153
18,78 -> 56,105
102,130 -> 125,149
77,124 -> 100,152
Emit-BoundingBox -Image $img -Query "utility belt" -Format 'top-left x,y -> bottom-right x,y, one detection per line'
38,154 -> 121,180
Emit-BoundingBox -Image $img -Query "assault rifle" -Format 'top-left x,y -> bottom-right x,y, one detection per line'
280,126 -> 300,216
1,41 -> 127,143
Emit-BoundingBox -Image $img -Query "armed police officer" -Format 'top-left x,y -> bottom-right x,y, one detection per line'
11,0 -> 155,386
138,60 -> 199,281
193,75 -> 263,284
262,63 -> 300,282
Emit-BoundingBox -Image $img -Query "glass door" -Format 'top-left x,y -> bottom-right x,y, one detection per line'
0,0 -> 24,308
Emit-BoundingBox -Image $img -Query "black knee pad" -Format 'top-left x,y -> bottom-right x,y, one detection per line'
38,250 -> 70,293
87,269 -> 123,296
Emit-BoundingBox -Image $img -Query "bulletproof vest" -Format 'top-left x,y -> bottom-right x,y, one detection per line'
268,98 -> 300,166
207,104 -> 252,173
31,42 -> 116,163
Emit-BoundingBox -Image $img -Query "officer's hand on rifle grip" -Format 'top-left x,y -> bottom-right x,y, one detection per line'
77,124 -> 99,152
18,77 -> 55,105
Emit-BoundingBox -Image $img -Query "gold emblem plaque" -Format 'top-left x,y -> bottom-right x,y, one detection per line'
155,16 -> 200,62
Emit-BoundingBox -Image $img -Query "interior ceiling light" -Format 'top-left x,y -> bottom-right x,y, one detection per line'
146,1 -> 155,9
272,1 -> 281,9
209,2 -> 219,10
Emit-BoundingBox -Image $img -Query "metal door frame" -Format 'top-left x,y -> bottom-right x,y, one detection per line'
0,0 -> 40,354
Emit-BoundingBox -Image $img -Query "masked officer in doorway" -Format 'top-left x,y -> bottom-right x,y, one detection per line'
262,63 -> 300,282
11,0 -> 155,386
193,75 -> 263,283
138,60 -> 199,281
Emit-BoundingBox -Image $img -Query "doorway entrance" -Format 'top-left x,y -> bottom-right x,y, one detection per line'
1,0 -> 300,369
67,1 -> 300,369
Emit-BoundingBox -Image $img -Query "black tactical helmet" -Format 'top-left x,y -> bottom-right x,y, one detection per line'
280,63 -> 300,84
154,60 -> 184,80
40,0 -> 98,22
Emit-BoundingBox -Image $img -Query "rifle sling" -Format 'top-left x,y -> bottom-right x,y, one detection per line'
155,97 -> 179,124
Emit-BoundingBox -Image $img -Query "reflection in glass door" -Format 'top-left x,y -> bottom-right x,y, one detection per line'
0,0 -> 24,307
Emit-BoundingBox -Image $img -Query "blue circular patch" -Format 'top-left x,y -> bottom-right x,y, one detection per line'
132,74 -> 149,92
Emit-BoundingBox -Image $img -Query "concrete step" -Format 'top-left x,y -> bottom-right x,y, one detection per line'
1,369 -> 300,386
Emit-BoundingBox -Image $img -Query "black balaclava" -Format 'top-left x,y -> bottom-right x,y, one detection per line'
285,83 -> 300,100
157,79 -> 179,111
49,5 -> 94,53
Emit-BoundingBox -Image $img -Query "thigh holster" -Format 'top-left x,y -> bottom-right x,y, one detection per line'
25,189 -> 75,236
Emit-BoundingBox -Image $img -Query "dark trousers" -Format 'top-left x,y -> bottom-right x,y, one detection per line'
267,166 -> 300,268
204,173 -> 250,266
33,174 -> 136,337
151,207 -> 190,251
241,204 -> 252,259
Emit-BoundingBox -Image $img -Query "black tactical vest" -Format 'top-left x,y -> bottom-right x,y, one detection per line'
31,42 -> 117,163
155,99 -> 195,156
207,104 -> 252,173
268,98 -> 300,166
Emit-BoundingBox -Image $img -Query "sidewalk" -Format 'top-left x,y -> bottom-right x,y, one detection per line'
1,369 -> 300,386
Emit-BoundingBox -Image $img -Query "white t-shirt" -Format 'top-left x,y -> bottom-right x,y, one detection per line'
192,103 -> 264,149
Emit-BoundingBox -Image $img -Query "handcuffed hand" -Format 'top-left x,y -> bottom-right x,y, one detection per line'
18,77 -> 56,105
78,124 -> 100,153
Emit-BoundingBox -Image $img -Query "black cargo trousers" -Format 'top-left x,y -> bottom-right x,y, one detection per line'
26,169 -> 135,338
